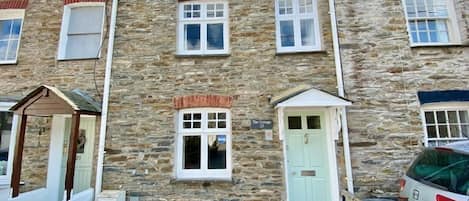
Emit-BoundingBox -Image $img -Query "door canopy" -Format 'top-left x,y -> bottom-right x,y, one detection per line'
271,85 -> 351,108
8,85 -> 100,200
10,85 -> 101,116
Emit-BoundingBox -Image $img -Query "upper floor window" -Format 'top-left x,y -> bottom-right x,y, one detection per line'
275,0 -> 321,53
58,3 -> 105,60
421,106 -> 469,147
0,10 -> 24,64
403,0 -> 461,46
177,2 -> 229,55
176,108 -> 231,180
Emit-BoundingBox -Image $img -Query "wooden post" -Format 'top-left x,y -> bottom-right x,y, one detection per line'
65,112 -> 80,201
10,115 -> 27,197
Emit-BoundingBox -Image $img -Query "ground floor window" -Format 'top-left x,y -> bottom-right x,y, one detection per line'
0,105 -> 14,180
421,108 -> 469,147
176,108 -> 231,180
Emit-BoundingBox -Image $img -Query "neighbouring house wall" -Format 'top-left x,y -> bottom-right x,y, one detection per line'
0,0 -> 109,196
335,0 -> 469,198
104,0 -> 339,200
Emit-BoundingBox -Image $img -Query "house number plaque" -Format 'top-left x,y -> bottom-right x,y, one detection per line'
250,119 -> 273,129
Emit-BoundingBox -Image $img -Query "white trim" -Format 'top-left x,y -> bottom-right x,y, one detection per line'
280,107 -> 340,201
0,9 -> 25,64
176,1 -> 230,55
57,2 -> 106,60
175,108 -> 232,180
274,0 -> 322,53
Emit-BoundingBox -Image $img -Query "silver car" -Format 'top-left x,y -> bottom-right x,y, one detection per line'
399,141 -> 469,201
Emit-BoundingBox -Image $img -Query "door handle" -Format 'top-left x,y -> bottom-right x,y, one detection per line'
301,170 -> 316,176
304,133 -> 309,144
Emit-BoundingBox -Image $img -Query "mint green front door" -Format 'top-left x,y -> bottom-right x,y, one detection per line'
285,111 -> 330,201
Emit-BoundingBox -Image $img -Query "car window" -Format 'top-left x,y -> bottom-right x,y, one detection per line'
407,149 -> 469,195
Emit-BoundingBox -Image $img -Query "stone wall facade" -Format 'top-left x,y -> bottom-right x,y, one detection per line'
104,0 -> 338,200
0,0 -> 467,200
336,0 -> 469,198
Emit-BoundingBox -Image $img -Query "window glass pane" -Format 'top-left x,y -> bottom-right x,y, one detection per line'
10,19 -> 21,39
438,126 -> 448,138
447,111 -> 458,123
459,111 -> 469,123
288,116 -> 302,129
208,135 -> 226,169
300,19 -> 314,46
461,125 -> 469,138
306,116 -> 320,129
69,6 -> 104,34
0,112 -> 13,176
7,39 -> 18,60
449,125 -> 460,138
416,0 -> 427,17
65,34 -> 101,59
436,111 -> 446,123
218,113 -> 226,120
0,41 -> 7,60
183,122 -> 191,129
0,20 -> 12,40
411,32 -> 418,42
208,113 -> 216,120
428,0 -> 448,17
218,121 -> 226,128
280,20 -> 295,47
193,113 -> 201,120
183,136 -> 201,169
207,23 -> 224,50
184,24 -> 200,50
425,111 -> 435,124
427,125 -> 437,138
183,113 -> 191,120
208,121 -> 216,128
193,121 -> 201,128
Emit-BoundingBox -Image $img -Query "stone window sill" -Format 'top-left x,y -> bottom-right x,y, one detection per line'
170,177 -> 234,185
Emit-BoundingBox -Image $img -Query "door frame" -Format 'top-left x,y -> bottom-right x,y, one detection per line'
281,107 -> 340,201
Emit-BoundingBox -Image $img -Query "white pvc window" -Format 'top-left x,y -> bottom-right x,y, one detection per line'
0,10 -> 24,64
176,108 -> 231,180
0,102 -> 16,185
403,0 -> 461,45
58,3 -> 105,60
275,0 -> 321,52
421,106 -> 469,147
177,2 -> 229,55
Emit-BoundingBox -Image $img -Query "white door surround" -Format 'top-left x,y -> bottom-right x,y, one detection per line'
272,87 -> 351,201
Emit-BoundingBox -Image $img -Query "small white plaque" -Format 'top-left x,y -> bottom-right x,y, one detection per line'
265,130 -> 273,141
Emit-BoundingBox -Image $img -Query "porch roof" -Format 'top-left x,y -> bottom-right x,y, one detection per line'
271,85 -> 352,108
9,85 -> 101,116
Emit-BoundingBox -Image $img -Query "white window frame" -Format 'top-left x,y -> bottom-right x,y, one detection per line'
274,0 -> 321,53
420,102 -> 469,147
0,9 -> 25,64
57,2 -> 106,60
0,102 -> 17,186
176,1 -> 230,55
402,0 -> 461,46
175,108 -> 232,180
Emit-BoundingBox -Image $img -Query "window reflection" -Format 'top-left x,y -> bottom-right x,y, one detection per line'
208,135 -> 226,169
